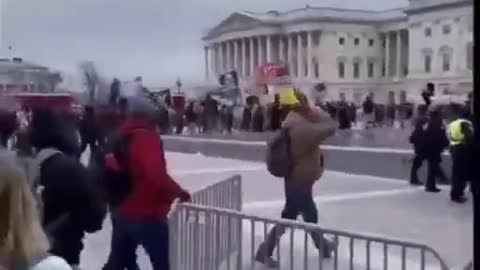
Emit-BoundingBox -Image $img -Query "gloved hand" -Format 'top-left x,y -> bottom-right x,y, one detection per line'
179,189 -> 191,202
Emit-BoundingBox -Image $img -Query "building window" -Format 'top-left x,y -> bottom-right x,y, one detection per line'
439,45 -> 453,72
424,55 -> 432,73
339,37 -> 345,45
368,39 -> 374,47
354,38 -> 360,46
442,25 -> 451,35
382,61 -> 386,77
353,62 -> 360,79
466,42 -> 473,70
442,54 -> 451,71
338,62 -> 345,78
313,32 -> 321,46
367,62 -> 375,78
425,27 -> 432,37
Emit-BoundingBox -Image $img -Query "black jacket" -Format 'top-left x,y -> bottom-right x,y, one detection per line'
40,152 -> 105,264
424,118 -> 449,158
363,99 -> 374,114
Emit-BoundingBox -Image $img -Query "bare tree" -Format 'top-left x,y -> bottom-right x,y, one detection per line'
79,61 -> 100,104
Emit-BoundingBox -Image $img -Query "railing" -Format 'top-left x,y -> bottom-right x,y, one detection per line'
190,174 -> 242,211
170,202 -> 450,270
169,175 -> 242,270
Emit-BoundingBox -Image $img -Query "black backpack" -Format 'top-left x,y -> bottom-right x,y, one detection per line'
266,128 -> 294,178
100,130 -> 143,207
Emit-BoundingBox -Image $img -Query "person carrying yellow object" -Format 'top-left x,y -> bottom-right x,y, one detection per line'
448,105 -> 474,203
257,86 -> 337,268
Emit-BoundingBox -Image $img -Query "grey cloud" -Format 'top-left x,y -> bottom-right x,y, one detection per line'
3,0 -> 407,86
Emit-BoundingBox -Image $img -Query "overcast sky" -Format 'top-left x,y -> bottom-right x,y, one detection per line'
2,0 -> 407,87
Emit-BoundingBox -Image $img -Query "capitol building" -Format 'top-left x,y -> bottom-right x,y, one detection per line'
202,0 -> 473,103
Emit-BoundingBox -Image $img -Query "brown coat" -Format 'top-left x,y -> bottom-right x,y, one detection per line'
282,107 -> 336,190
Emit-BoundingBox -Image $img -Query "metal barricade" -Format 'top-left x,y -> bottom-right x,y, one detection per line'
170,202 -> 450,270
190,174 -> 242,211
169,175 -> 243,270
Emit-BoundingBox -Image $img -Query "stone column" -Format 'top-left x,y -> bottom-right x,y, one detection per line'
219,42 -> 225,74
279,36 -> 285,62
225,41 -> 231,71
234,39 -> 240,72
307,31 -> 313,78
258,36 -> 264,66
250,37 -> 255,76
204,46 -> 209,79
211,45 -> 217,76
396,31 -> 402,78
385,33 -> 390,77
288,34 -> 294,74
297,33 -> 303,78
242,39 -> 247,77
266,35 -> 273,63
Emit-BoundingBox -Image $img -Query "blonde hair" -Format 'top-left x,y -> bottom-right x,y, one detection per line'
0,158 -> 50,268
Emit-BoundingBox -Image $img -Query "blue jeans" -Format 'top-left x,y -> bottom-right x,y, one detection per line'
103,211 -> 170,270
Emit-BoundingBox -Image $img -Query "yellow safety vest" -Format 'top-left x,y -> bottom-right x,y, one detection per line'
448,119 -> 473,145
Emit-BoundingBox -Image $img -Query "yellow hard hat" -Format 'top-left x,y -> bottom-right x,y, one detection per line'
279,88 -> 300,106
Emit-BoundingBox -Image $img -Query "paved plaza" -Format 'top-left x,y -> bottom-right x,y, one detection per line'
174,127 -> 414,149
80,152 -> 471,270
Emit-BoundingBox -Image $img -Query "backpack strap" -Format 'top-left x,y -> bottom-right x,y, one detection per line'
283,128 -> 294,180
33,148 -> 62,189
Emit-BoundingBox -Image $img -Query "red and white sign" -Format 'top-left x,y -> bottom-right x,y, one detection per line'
255,63 -> 290,86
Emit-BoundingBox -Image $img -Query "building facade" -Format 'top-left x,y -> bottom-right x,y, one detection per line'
0,58 -> 61,93
202,0 -> 473,103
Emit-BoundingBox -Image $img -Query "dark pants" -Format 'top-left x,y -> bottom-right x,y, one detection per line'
410,153 -> 447,189
103,211 -> 170,270
450,144 -> 470,199
263,182 -> 328,257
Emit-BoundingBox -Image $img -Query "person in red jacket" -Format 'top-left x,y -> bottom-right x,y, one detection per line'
103,96 -> 191,270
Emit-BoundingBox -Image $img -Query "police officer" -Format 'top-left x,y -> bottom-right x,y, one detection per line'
448,105 -> 474,203
410,105 -> 449,192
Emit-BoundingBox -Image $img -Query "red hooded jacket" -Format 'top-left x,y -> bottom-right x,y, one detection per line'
119,118 -> 184,220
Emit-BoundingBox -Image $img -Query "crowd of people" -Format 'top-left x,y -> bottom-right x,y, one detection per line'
0,94 -> 191,270
153,87 -> 466,137
0,79 -> 475,269
408,89 -> 475,204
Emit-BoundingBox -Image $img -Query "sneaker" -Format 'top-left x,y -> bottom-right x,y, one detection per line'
255,244 -> 280,269
425,187 -> 441,193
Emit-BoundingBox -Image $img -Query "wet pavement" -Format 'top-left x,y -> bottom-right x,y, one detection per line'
166,127 -> 414,149
162,127 -> 453,182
